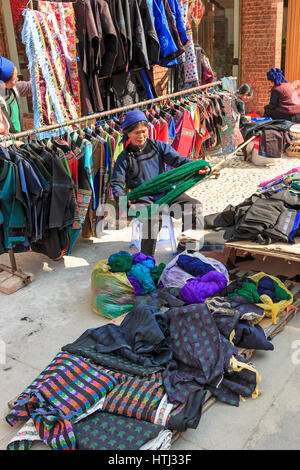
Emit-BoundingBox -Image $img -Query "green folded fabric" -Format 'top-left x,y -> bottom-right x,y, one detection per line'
126,160 -> 211,221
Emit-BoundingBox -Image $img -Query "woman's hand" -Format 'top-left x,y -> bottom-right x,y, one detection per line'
128,199 -> 137,209
198,166 -> 210,176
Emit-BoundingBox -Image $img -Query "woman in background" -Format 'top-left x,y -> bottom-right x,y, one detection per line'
0,56 -> 32,135
234,83 -> 253,127
264,67 -> 300,123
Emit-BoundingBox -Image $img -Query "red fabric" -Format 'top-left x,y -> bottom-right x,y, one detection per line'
157,118 -> 169,142
172,109 -> 196,157
10,0 -> 27,30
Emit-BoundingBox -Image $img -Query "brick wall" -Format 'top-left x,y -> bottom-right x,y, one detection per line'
240,0 -> 284,116
150,65 -> 168,97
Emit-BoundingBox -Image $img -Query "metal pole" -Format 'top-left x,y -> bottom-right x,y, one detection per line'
0,78 -> 237,142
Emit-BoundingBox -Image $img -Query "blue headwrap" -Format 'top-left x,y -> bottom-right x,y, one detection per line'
121,110 -> 148,143
121,110 -> 148,131
267,68 -> 287,86
0,56 -> 14,83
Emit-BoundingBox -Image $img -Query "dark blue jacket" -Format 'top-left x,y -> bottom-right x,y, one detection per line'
111,138 -> 192,202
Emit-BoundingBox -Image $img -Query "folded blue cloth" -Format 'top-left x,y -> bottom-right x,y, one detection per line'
234,321 -> 274,351
177,254 -> 215,277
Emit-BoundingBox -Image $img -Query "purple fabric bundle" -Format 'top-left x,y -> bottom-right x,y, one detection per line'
180,271 -> 228,304
132,252 -> 156,269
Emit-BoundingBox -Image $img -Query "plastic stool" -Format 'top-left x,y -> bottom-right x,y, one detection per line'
130,215 -> 178,254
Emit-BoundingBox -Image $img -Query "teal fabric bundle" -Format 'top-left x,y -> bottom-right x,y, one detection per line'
126,160 -> 212,221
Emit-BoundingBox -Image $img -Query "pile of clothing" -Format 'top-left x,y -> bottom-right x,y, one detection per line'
241,119 -> 293,166
201,182 -> 300,249
108,251 -> 166,295
6,249 -> 293,451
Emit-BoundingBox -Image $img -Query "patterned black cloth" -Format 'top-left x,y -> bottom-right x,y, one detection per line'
163,304 -> 259,406
62,329 -> 163,377
74,411 -> 169,450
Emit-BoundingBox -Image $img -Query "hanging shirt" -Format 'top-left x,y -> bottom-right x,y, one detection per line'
171,108 -> 196,157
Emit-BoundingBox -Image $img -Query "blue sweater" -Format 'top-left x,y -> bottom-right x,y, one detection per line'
111,139 -> 192,202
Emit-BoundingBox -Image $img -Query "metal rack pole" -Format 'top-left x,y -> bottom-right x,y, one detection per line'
0,78 -> 237,143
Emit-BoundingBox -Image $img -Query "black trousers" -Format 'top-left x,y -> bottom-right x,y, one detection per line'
136,193 -> 203,256
264,105 -> 300,123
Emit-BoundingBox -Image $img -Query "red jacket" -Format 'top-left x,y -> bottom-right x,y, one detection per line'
273,82 -> 300,115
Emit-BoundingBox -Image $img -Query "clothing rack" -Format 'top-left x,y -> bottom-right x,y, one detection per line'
0,78 -> 236,143
0,77 -> 238,293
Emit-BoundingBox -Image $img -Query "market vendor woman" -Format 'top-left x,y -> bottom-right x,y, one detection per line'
264,67 -> 300,123
0,56 -> 32,135
111,110 -> 210,256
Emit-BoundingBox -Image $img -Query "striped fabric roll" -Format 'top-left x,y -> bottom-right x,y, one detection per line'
6,352 -> 118,450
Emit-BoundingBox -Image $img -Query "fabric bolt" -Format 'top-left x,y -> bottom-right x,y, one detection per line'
74,410 -> 171,450
7,398 -> 106,450
162,303 -> 230,404
159,264 -> 195,289
162,303 -> 260,406
89,304 -> 172,367
102,372 -> 164,422
108,250 -> 133,272
171,108 -> 196,157
203,186 -> 300,246
6,352 -> 118,450
62,328 -> 163,376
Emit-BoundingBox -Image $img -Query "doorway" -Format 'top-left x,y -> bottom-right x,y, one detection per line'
192,0 -> 240,80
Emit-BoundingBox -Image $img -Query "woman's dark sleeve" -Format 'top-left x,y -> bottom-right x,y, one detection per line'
268,89 -> 279,109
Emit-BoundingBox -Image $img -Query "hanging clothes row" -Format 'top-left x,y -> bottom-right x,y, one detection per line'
71,0 -> 192,113
22,0 -> 203,122
0,79 -> 239,260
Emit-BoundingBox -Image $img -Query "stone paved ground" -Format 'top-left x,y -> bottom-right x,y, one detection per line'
187,151 -> 300,217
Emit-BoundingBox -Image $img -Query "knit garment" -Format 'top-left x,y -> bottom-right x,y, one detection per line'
177,254 -> 216,277
108,251 -> 133,272
180,271 -> 228,304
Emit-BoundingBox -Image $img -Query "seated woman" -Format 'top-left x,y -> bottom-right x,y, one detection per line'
264,68 -> 300,123
0,56 -> 32,136
110,110 -> 211,256
234,83 -> 253,127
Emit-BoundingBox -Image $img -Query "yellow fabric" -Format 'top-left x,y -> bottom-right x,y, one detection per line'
229,356 -> 262,400
229,329 -> 236,345
193,106 -> 201,132
285,0 -> 300,84
91,259 -> 135,319
249,272 -> 293,325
